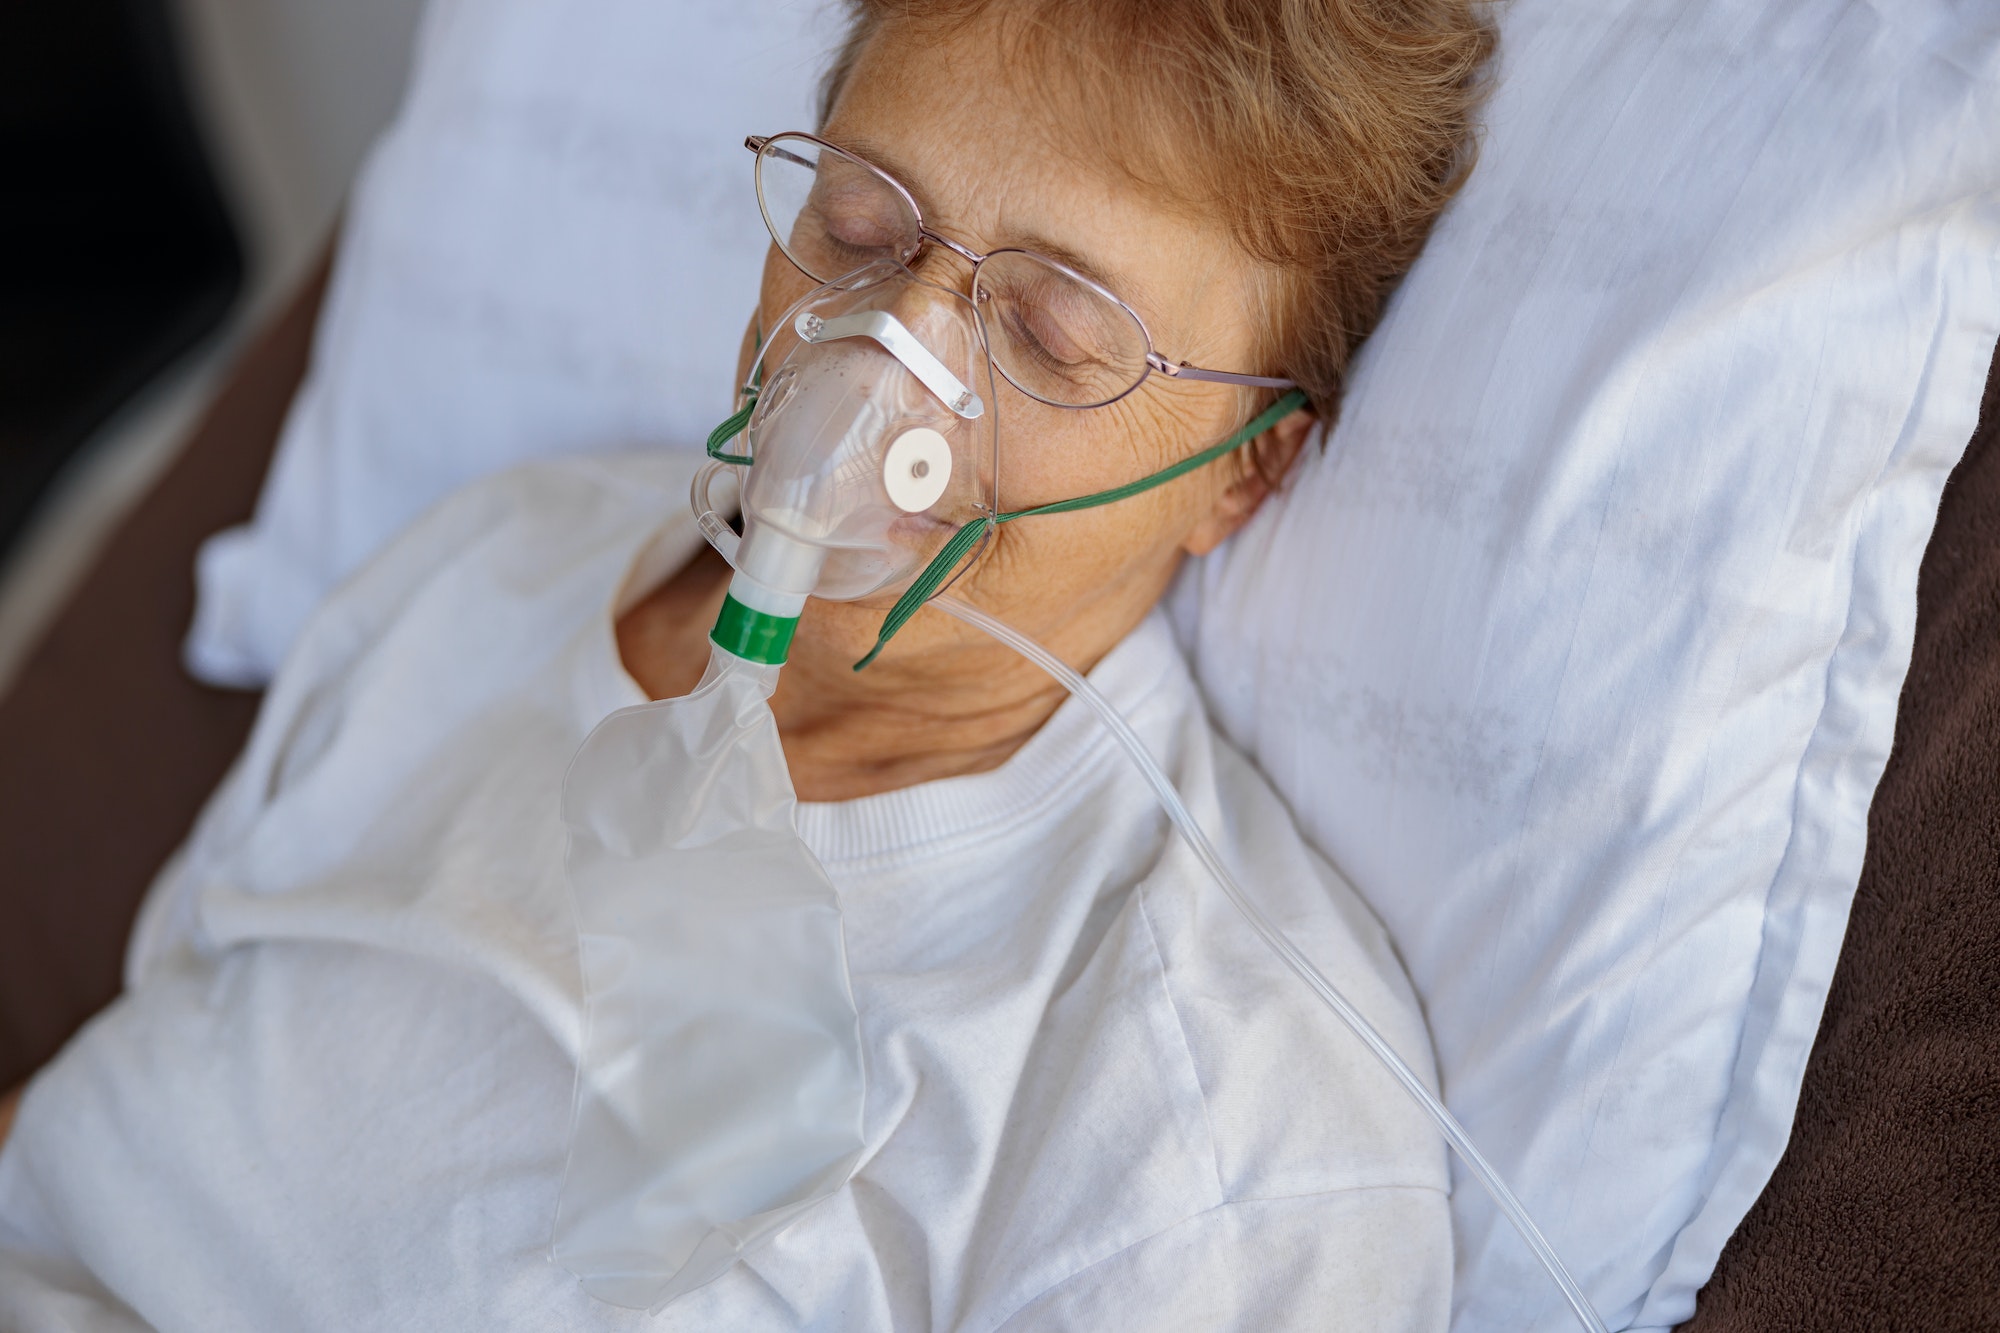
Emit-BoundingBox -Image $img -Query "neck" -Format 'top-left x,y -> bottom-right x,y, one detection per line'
615,545 -> 1082,801
615,543 -> 1164,802
768,610 -> 1073,801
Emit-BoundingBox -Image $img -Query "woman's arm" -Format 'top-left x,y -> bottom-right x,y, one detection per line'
0,1084 -> 20,1152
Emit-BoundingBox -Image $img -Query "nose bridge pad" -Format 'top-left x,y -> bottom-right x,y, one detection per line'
908,241 -> 975,290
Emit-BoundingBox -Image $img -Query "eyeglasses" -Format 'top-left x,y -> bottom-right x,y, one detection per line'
747,132 -> 1296,411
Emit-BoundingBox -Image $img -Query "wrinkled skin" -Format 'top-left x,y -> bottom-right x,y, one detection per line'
618,12 -> 1313,800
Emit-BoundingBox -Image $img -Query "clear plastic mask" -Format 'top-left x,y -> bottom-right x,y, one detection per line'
697,259 -> 1000,603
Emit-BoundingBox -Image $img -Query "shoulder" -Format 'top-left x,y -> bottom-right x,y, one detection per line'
1134,714 -> 1450,1206
309,452 -> 705,646
129,452 -> 706,983
239,450 -> 705,786
266,448 -> 702,691
996,1189 -> 1452,1333
1031,614 -> 1446,1197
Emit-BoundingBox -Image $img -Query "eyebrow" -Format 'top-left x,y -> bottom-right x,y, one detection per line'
827,134 -> 937,213
1001,228 -> 1132,302
829,133 -> 1143,310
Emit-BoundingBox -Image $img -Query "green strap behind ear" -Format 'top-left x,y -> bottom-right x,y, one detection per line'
853,387 -> 1308,669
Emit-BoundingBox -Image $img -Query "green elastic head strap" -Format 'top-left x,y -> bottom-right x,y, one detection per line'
852,386 -> 1309,670
707,324 -> 765,466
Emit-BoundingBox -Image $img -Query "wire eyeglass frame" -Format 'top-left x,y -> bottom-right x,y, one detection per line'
747,132 -> 1297,410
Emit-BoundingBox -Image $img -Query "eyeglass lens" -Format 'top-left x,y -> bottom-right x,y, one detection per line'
756,134 -> 1151,409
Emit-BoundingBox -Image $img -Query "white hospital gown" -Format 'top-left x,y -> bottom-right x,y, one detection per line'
0,455 -> 1450,1332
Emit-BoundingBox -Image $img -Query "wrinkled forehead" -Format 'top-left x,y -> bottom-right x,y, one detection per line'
821,11 -> 1262,358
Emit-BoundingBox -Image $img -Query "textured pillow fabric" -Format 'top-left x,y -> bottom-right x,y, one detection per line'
1171,5 -> 2000,1329
183,1 -> 2000,1330
184,0 -> 839,684
1678,344 -> 2000,1333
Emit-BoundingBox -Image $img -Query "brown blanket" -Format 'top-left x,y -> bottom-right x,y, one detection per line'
1681,347 -> 2000,1329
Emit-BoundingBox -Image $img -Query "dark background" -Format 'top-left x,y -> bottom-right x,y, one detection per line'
0,0 -> 242,565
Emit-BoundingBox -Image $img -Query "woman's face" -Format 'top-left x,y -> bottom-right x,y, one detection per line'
743,13 -> 1301,674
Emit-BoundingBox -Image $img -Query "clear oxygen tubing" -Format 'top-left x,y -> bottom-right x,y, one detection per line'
933,594 -> 1611,1333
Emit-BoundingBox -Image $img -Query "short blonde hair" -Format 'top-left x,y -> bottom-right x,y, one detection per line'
822,0 -> 1495,423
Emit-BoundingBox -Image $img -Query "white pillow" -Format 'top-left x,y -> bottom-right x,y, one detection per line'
184,0 -> 843,684
1174,7 -> 1999,1329
186,1 -> 2000,1330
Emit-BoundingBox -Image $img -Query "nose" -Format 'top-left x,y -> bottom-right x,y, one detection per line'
885,279 -> 969,345
906,237 -> 977,295
872,277 -> 988,417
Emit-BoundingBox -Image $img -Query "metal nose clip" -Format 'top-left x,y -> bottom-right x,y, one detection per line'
795,310 -> 985,419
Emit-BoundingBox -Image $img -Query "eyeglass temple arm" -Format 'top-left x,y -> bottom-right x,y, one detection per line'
746,135 -> 816,169
1146,352 -> 1297,390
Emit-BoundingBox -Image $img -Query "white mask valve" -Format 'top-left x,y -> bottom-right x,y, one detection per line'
883,427 -> 953,512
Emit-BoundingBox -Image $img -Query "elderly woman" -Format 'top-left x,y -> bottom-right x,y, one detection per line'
0,1 -> 1490,1328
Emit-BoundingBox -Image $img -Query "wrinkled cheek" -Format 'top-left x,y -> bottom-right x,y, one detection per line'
991,396 -> 1164,514
967,494 -> 1183,622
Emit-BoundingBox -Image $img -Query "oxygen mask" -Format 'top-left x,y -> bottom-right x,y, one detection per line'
692,260 -> 998,661
552,264 -> 997,1310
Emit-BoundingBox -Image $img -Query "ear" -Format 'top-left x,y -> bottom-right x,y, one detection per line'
1182,405 -> 1316,556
